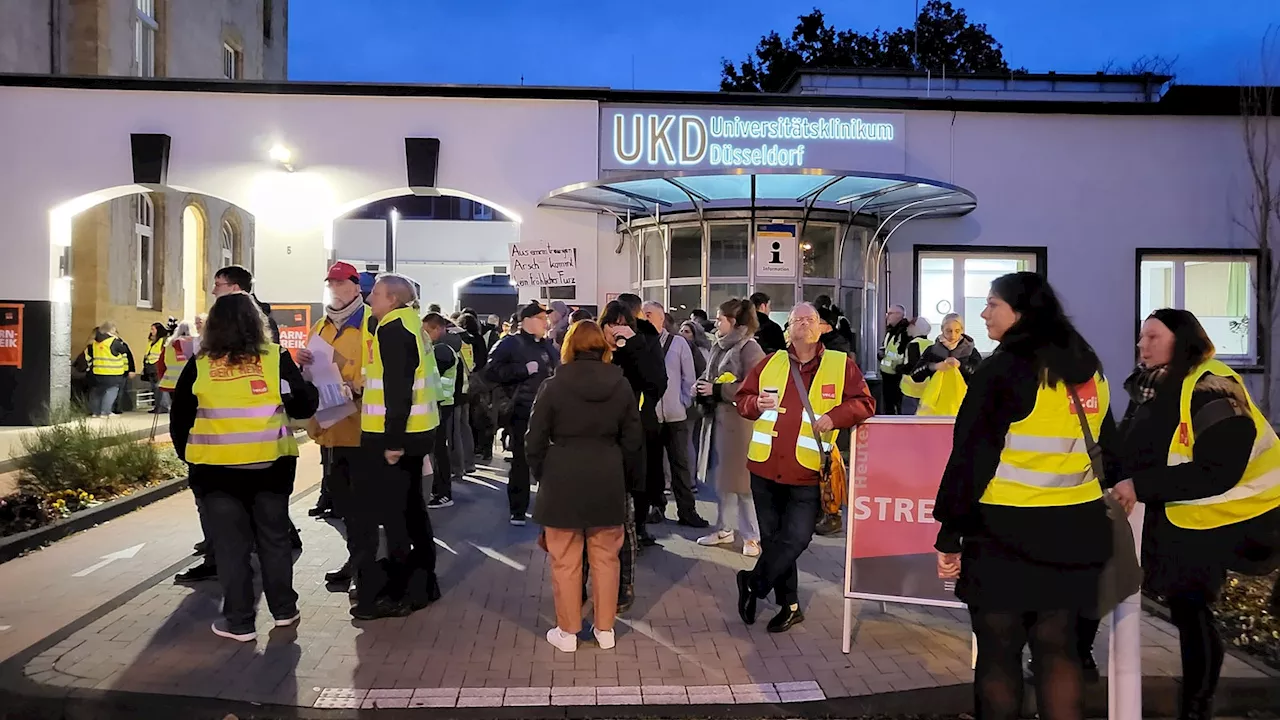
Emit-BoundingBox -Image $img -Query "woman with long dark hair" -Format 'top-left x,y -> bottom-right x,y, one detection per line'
143,322 -> 171,413
169,292 -> 318,642
933,272 -> 1116,720
1103,309 -> 1280,719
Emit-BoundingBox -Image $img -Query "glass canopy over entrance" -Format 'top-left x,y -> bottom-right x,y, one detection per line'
539,169 -> 978,365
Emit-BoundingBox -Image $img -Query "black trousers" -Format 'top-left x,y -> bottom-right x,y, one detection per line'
349,445 -> 440,610
508,415 -> 531,517
633,426 -> 663,531
881,372 -> 904,415
204,483 -> 298,633
657,420 -> 698,520
431,404 -> 455,498
747,473 -> 821,607
325,447 -> 360,564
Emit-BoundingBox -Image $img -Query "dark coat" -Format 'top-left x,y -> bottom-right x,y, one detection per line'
527,356 -> 643,528
1122,371 -> 1266,599
819,329 -> 852,354
612,319 -> 667,432
909,335 -> 983,384
484,331 -> 558,422
754,312 -> 786,356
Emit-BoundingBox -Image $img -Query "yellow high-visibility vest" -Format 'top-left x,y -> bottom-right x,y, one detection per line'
144,339 -> 164,366
157,340 -> 190,391
879,334 -> 905,375
979,373 -> 1109,507
1165,359 -> 1280,530
438,344 -> 458,407
361,306 -> 437,434
187,345 -> 298,465
459,339 -> 475,394
898,337 -> 935,399
747,350 -> 847,471
90,338 -> 127,376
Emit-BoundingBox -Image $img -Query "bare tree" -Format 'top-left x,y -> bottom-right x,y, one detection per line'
1099,54 -> 1178,78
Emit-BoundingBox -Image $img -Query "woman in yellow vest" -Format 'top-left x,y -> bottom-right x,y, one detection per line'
933,272 -> 1116,720
142,322 -> 170,414
168,292 -> 318,642
1105,309 -> 1280,719
85,321 -> 135,418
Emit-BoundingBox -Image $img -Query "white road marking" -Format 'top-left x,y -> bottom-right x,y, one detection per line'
468,543 -> 526,571
433,538 -> 458,555
0,626 -> 11,632
462,476 -> 500,491
71,543 -> 145,578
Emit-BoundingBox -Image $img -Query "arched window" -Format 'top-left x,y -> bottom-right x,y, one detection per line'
220,219 -> 236,268
136,194 -> 155,308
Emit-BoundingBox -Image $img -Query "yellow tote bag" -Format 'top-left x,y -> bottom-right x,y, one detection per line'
918,367 -> 967,416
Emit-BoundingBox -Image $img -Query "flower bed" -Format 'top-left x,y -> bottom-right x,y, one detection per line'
1217,571 -> 1280,670
0,419 -> 186,539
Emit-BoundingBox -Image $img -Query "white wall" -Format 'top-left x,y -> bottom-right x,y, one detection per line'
0,87 -> 600,308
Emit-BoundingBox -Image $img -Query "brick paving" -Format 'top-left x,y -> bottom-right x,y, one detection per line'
5,455 -> 1271,710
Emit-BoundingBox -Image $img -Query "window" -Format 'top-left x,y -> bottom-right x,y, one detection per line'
136,195 -> 155,307
802,224 -> 838,279
222,43 -> 242,80
1139,252 -> 1258,364
263,0 -> 274,43
472,202 -> 494,221
915,248 -> 1041,354
539,286 -> 575,300
133,0 -> 157,78
708,283 -> 749,311
220,220 -> 236,268
669,283 -> 702,315
669,225 -> 702,279
708,223 -> 749,277
642,227 -> 665,282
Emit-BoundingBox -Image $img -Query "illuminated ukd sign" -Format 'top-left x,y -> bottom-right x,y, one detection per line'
601,106 -> 904,172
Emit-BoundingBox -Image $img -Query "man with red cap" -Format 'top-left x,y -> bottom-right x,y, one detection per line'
297,261 -> 371,587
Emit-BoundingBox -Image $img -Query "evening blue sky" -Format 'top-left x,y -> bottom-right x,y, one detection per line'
289,1 -> 1277,89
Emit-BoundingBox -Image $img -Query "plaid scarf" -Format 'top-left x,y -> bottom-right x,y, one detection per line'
1124,364 -> 1167,405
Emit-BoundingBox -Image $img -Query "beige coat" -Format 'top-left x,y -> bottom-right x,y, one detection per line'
698,327 -> 766,496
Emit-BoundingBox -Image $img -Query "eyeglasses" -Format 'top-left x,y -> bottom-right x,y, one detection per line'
789,317 -> 818,326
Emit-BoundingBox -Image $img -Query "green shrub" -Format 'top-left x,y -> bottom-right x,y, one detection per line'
16,419 -> 112,496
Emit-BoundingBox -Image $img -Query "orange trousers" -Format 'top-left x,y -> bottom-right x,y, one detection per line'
543,526 -> 624,634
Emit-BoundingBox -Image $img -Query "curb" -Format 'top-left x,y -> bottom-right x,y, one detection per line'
1142,595 -> 1280,679
0,475 -> 189,565
0,676 -> 1278,720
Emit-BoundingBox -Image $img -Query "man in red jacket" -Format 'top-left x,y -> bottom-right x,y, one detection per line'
735,302 -> 875,632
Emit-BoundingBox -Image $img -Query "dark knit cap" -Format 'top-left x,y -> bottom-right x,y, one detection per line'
519,301 -> 547,321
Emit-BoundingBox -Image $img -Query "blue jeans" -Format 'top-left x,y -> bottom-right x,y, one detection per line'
747,473 -> 822,607
89,380 -> 122,416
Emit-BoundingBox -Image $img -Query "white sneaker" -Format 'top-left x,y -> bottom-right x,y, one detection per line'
593,627 -> 616,650
273,612 -> 301,628
546,627 -> 577,653
697,530 -> 735,547
742,540 -> 761,557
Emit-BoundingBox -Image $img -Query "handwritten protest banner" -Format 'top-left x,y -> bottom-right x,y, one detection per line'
509,242 -> 577,288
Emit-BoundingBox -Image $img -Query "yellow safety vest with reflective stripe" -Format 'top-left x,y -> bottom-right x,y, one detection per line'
879,333 -> 905,375
438,344 -> 458,407
898,337 -> 934,399
144,339 -> 163,366
187,345 -> 298,465
361,306 -> 437,434
1164,359 -> 1280,530
90,338 -> 127,376
979,372 -> 1109,507
459,339 -> 475,394
747,350 -> 847,471
157,340 -> 190,391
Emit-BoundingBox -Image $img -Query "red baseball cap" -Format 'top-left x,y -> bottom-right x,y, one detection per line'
325,261 -> 360,284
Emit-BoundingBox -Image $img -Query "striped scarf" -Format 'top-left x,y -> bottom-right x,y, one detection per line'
1123,364 -> 1167,405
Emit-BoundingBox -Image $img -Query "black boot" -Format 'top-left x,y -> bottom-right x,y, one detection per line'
175,560 -> 218,584
815,513 -> 842,536
324,562 -> 353,585
1179,696 -> 1212,720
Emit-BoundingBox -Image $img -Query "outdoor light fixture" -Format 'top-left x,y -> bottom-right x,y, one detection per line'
269,143 -> 295,172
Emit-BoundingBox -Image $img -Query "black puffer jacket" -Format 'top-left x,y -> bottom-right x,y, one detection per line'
527,355 -> 643,528
483,331 -> 558,422
612,319 -> 667,432
909,335 -> 982,384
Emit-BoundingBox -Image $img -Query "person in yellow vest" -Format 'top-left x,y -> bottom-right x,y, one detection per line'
142,322 -> 171,414
932,272 -> 1117,719
735,302 -> 876,633
295,262 -> 370,588
85,321 -> 136,418
168,292 -> 318,642
896,317 -> 934,415
1104,309 -> 1280,719
877,304 -> 911,415
351,273 -> 443,621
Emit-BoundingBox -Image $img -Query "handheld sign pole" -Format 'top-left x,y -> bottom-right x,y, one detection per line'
1108,503 -> 1144,719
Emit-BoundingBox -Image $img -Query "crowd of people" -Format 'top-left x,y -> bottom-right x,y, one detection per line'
131,258 -> 1278,720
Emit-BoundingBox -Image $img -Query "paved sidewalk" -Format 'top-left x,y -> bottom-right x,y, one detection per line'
1,456 -> 1271,712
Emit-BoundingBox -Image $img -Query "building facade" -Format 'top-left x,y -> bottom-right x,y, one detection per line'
0,72 -> 1274,425
0,0 -> 286,381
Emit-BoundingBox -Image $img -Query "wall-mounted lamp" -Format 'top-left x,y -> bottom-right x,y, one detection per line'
269,143 -> 295,172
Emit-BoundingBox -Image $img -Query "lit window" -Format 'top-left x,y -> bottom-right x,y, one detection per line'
472,202 -> 493,220
916,248 -> 1040,354
222,43 -> 242,80
136,195 -> 155,308
220,220 -> 236,268
133,0 -> 157,78
1139,253 -> 1258,365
